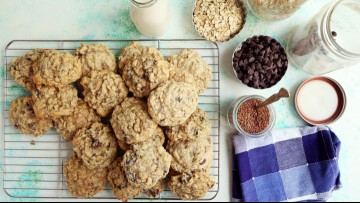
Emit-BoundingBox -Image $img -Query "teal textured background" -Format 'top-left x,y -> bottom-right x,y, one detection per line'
1,0 -> 360,201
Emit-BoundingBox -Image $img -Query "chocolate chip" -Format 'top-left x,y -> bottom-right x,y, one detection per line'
14,124 -> 20,129
332,31 -> 337,37
249,57 -> 255,63
176,97 -> 182,102
35,89 -> 42,97
182,174 -> 192,184
92,139 -> 100,149
146,189 -> 160,198
118,183 -> 127,190
28,123 -> 36,130
200,159 -> 206,165
234,63 -> 239,69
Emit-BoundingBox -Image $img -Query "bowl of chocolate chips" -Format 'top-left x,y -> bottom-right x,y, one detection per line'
232,35 -> 288,89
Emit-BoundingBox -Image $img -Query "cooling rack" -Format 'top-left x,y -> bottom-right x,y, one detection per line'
2,39 -> 220,200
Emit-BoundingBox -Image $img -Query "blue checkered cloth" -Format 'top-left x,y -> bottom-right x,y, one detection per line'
232,126 -> 342,202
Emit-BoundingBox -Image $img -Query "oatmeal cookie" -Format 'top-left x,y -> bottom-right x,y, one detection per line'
10,96 -> 52,136
64,155 -> 108,198
72,123 -> 117,169
32,85 -> 78,119
33,50 -> 82,87
171,68 -> 195,86
123,54 -> 172,98
121,143 -> 172,189
76,44 -> 117,76
111,98 -> 157,145
9,49 -> 45,91
143,178 -> 166,199
118,42 -> 163,74
169,172 -> 215,200
167,137 -> 213,173
107,157 -> 142,201
168,49 -> 212,94
166,107 -> 211,141
53,100 -> 101,142
148,82 -> 198,126
81,70 -> 128,117
117,126 -> 165,151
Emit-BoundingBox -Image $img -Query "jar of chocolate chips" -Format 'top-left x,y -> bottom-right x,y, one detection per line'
228,95 -> 275,138
232,35 -> 288,89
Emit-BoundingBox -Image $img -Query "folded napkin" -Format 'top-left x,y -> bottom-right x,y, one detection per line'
232,126 -> 341,202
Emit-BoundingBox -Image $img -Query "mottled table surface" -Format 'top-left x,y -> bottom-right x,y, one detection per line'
1,0 -> 359,202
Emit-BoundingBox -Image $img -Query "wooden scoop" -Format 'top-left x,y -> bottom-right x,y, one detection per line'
257,88 -> 290,109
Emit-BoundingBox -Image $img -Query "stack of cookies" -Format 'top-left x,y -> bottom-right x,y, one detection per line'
8,42 -> 215,201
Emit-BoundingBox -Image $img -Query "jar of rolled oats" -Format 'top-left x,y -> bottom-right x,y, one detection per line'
247,0 -> 308,21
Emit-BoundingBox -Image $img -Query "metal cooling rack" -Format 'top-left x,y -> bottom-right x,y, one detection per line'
2,39 -> 220,200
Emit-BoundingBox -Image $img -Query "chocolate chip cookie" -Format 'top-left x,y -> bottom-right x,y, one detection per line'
53,100 -> 101,142
111,97 -> 157,145
121,143 -> 172,189
72,122 -> 117,169
123,54 -> 172,98
33,50 -> 82,87
9,49 -> 45,91
80,70 -> 128,117
148,82 -> 198,127
143,178 -> 166,199
10,96 -> 52,136
166,107 -> 211,141
169,172 -> 215,200
32,85 -> 78,119
76,44 -> 117,77
107,157 -> 142,201
117,126 -> 165,151
167,137 -> 213,173
64,155 -> 108,198
118,42 -> 163,74
168,49 -> 212,94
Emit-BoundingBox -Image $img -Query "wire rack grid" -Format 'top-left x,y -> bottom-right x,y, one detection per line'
2,39 -> 220,200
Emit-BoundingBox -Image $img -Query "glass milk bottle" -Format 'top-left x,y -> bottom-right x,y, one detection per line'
129,0 -> 170,37
287,0 -> 360,75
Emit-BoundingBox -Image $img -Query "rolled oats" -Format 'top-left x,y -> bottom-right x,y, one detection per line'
193,0 -> 246,42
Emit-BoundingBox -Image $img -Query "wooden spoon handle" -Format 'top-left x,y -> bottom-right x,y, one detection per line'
257,88 -> 290,109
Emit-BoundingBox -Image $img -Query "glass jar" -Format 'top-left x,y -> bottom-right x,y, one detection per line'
129,0 -> 170,37
227,95 -> 276,138
287,0 -> 360,75
247,0 -> 308,21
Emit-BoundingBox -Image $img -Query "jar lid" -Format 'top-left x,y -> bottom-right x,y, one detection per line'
327,0 -> 360,57
295,77 -> 346,125
130,0 -> 157,8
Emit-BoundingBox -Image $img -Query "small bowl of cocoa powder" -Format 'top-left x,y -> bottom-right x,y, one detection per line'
228,95 -> 275,138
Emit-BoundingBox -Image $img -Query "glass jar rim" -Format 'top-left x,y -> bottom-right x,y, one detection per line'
130,0 -> 158,8
233,95 -> 276,138
323,0 -> 360,58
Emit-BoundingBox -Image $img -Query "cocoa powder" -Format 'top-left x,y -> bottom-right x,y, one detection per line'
237,99 -> 270,134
